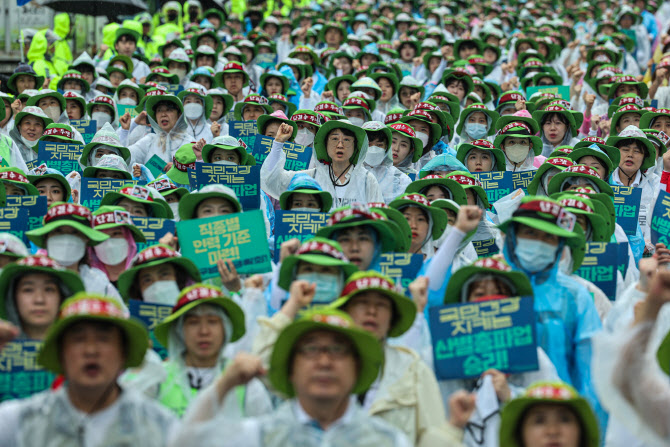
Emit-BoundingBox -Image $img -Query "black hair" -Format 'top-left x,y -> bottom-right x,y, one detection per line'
540,112 -> 570,127
515,403 -> 587,447
288,192 -> 323,210
366,130 -> 388,147
615,138 -> 649,157
459,41 -> 479,52
445,78 -> 468,90
116,34 -> 137,45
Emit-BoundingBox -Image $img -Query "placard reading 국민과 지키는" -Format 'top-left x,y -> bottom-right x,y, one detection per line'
128,299 -> 172,359
177,209 -> 272,278
273,210 -> 329,262
428,296 -> 539,380
80,178 -> 144,212
0,340 -> 56,402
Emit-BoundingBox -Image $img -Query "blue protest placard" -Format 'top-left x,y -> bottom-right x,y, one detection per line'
611,185 -> 642,236
229,120 -> 258,150
378,253 -> 424,297
256,53 -> 278,70
164,84 -> 184,95
273,210 -> 329,262
177,209 -> 272,278
131,217 -> 177,253
128,299 -> 172,359
617,241 -> 630,279
194,164 -> 261,210
525,85 -> 571,100
37,141 -> 83,176
472,171 -> 514,204
472,238 -> 500,257
512,170 -> 536,194
429,297 -> 538,380
5,195 -> 48,245
146,154 -> 168,178
575,242 -> 620,300
25,159 -> 40,172
80,178 -> 141,211
651,189 -> 670,245
252,135 -> 313,170
69,119 -> 96,144
0,206 -> 30,246
0,340 -> 55,401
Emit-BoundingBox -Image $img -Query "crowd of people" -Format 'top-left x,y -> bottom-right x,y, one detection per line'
0,0 -> 669,445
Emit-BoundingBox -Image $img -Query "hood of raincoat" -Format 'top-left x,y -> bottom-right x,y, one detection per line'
54,13 -> 70,39
419,153 -> 469,177
147,108 -> 189,153
26,30 -> 48,63
502,223 -> 564,286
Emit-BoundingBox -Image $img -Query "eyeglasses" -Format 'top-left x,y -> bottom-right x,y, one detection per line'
327,135 -> 354,147
296,343 -> 353,359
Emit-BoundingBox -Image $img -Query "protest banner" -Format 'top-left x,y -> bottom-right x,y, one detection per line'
177,209 -> 272,278
229,120 -> 258,150
131,217 -> 176,252
117,104 -> 139,120
69,119 -> 96,144
0,206 -> 31,246
617,242 -> 630,279
429,297 -> 538,380
0,340 -> 55,401
256,53 -> 278,70
526,85 -> 571,100
575,242 -> 620,300
37,141 -> 83,176
146,154 -> 168,179
472,238 -> 500,257
128,300 -> 172,359
651,189 -> 670,245
378,253 -> 424,297
252,135 -> 312,170
80,178 -> 142,211
5,195 -> 47,244
472,171 -> 537,204
164,84 -> 184,95
193,164 -> 261,210
611,185 -> 642,235
273,210 -> 328,262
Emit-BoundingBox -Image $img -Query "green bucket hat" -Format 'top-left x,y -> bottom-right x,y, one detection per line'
146,66 -> 180,84
154,284 -> 246,347
38,293 -> 148,374
547,164 -> 614,197
26,89 -> 66,112
330,271 -> 417,338
178,184 -> 242,221
569,139 -> 619,178
609,104 -> 647,135
190,29 -> 222,53
316,204 -> 410,252
278,238 -> 358,291
368,72 -> 399,97
14,106 -> 54,144
313,119 -> 368,165
163,48 -> 192,73
532,104 -> 579,138
428,88 -> 461,124
493,115 -> 543,156
215,62 -> 250,88
91,206 -> 147,242
367,202 -> 413,250
6,67 -> 44,95
56,70 -> 91,94
555,193 -> 612,242
341,95 -> 374,121
100,184 -> 172,218
28,167 -> 72,202
279,174 -> 333,212
441,67 -> 475,96
414,101 -> 455,141
81,122 -> 131,168
26,202 -> 109,248
268,308 -> 383,397
607,94 -> 646,118
117,244 -> 201,301
351,77 -> 383,101
444,257 -> 534,304
643,129 -> 669,157
456,103 -> 500,137
388,122 -> 423,163
499,382 -> 599,447
202,135 -> 257,166
606,125 -> 657,172
37,123 -> 78,146
405,174 -> 469,205
400,109 -> 443,148
257,110 -> 298,138
389,193 -> 447,240
233,94 -> 273,121
207,88 -> 234,117
457,139 -> 506,171
445,171 -> 491,209
527,156 -> 574,196
178,87 -> 214,120
0,167 -> 39,195
639,107 -> 670,130
86,94 -> 118,124
599,74 -> 649,100
166,143 -> 196,186
146,94 -> 184,123
260,71 -> 290,95
0,255 -> 86,320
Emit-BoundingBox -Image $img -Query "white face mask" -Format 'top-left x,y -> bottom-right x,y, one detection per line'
365,145 -> 388,166
93,237 -> 129,266
295,272 -> 341,304
118,97 -> 138,106
184,103 -> 204,120
43,106 -> 61,122
47,234 -> 86,266
169,202 -> 180,221
515,238 -> 558,273
505,144 -> 530,163
213,159 -> 237,166
348,116 -> 365,127
294,128 -> 315,147
92,111 -> 112,129
172,68 -> 187,81
291,207 -> 319,212
142,280 -> 181,305
21,136 -> 37,148
416,131 -> 430,148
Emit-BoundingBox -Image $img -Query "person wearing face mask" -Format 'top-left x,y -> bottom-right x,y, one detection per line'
56,70 -> 90,97
25,202 -> 124,303
148,176 -> 189,221
101,183 -> 173,218
341,96 -> 373,128
454,103 -> 499,146
0,255 -> 85,342
456,139 -> 506,173
86,95 -> 119,131
88,206 -> 146,285
165,48 -> 194,89
390,193 -> 447,259
9,106 -> 54,163
113,79 -> 144,108
201,136 -> 257,167
388,122 -> 424,175
361,121 -> 412,204
82,154 -> 133,180
399,109 -> 445,170
288,110 -> 321,167
178,89 -> 214,142
533,105 -> 582,157
78,122 -> 131,170
497,197 -> 607,434
492,116 -> 543,172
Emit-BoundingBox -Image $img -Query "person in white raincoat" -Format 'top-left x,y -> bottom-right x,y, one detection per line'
9,106 -> 54,164
178,87 -> 214,142
25,90 -> 85,142
119,94 -> 191,166
261,119 -> 383,209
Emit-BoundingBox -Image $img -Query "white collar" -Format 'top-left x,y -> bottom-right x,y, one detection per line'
612,167 -> 642,187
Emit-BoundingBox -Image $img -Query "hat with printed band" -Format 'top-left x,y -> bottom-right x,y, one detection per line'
86,94 -> 118,123
527,157 -> 574,196
166,143 -> 196,186
573,136 -> 621,166
178,184 -> 242,221
154,284 -> 245,347
62,91 -> 87,117
313,119 -> 368,165
457,139 -> 506,172
456,103 -> 499,137
57,70 -> 90,94
38,293 -> 148,374
555,193 -> 612,242
388,122 -> 423,163
607,94 -> 647,118
367,202 -> 412,250
14,107 -> 54,146
135,86 -> 167,113
291,109 -> 322,128
279,174 -> 333,212
599,74 -> 649,100
206,88 -> 234,117
609,104 -> 647,135
639,107 -> 670,130
445,171 -> 490,209
643,129 -> 669,156
495,91 -> 526,114
0,255 -> 86,320
28,166 -> 72,202
405,174 -> 469,206
37,123 -> 78,149
493,116 -> 543,157
100,184 -> 172,218
497,197 -> 581,240
330,271 -> 416,338
278,237 -> 358,291
268,308 -> 383,397
389,193 -> 447,240
532,104 -> 579,138
342,96 -> 373,121
147,177 -> 189,200
215,62 -> 250,87
178,88 -> 214,120
606,125 -> 657,172
314,101 -> 346,120
547,164 -> 614,197
427,90 -> 461,124
499,382 -> 599,447
568,142 -> 618,178
26,89 -> 66,111
384,108 -> 405,125
414,101 -> 454,141
0,167 -> 38,195
117,244 -> 201,302
400,109 -> 442,148
316,204 -> 409,252
91,206 -> 146,242
444,257 -> 534,304
202,135 -> 257,166
26,202 -> 109,248
266,94 -> 297,117
233,94 -> 273,121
